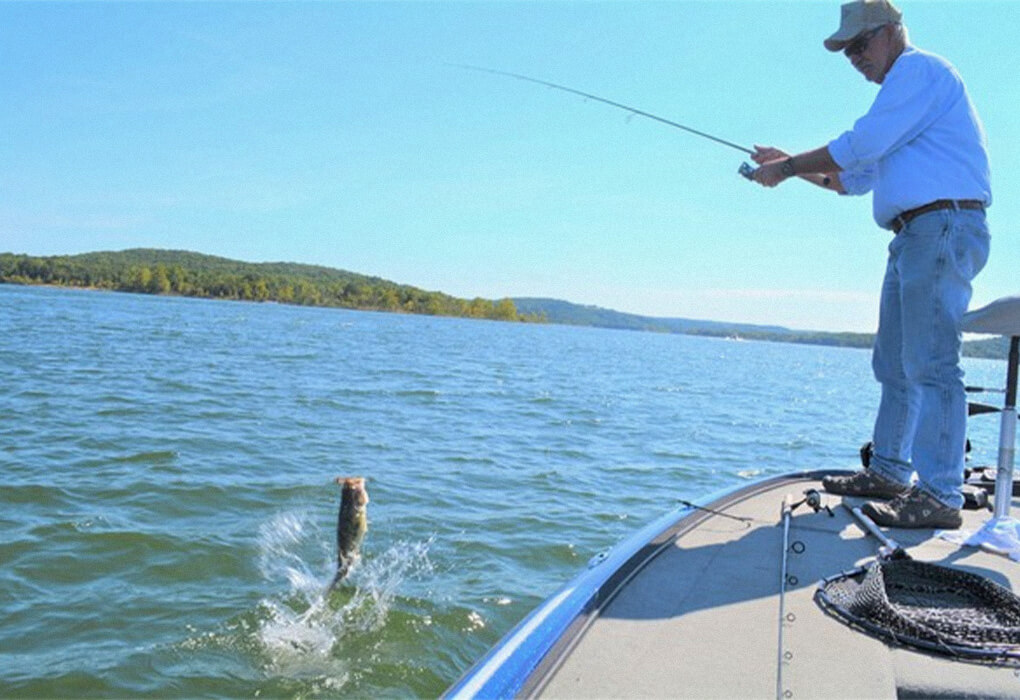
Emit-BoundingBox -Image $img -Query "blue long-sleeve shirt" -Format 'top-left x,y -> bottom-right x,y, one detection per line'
828,46 -> 991,230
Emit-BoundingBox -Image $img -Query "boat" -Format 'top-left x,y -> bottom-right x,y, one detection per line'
447,295 -> 1020,699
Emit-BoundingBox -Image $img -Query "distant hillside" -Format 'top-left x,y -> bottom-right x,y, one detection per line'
512,297 -> 1007,359
513,297 -> 874,348
0,249 -> 535,323
512,297 -> 788,335
0,249 -> 1008,359
963,335 -> 1013,360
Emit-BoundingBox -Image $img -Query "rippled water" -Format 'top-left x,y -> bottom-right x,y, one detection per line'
0,284 -> 1005,697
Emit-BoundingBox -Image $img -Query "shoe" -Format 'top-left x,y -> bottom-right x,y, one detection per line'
822,469 -> 910,499
861,487 -> 963,529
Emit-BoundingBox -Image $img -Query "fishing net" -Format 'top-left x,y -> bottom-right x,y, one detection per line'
816,555 -> 1020,665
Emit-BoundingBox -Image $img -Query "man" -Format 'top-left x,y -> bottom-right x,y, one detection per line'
751,0 -> 991,529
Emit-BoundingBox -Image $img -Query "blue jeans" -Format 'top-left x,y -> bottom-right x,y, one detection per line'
869,208 -> 990,509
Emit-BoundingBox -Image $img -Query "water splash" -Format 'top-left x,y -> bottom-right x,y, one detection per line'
253,510 -> 434,681
256,511 -> 326,592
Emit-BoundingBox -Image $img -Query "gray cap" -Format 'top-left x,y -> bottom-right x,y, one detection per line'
824,0 -> 902,52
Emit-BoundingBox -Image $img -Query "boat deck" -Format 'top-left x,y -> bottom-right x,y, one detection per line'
533,473 -> 1020,699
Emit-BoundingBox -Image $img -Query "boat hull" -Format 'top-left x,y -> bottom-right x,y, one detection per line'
448,470 -> 1020,699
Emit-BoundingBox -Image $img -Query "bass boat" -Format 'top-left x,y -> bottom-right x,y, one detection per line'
447,295 -> 1020,699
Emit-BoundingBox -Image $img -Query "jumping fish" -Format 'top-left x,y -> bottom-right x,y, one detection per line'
330,476 -> 369,588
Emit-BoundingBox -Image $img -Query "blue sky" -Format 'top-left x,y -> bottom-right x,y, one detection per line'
2,1 -> 1017,332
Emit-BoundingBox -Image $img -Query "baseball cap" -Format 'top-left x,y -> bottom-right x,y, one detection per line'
824,0 -> 902,52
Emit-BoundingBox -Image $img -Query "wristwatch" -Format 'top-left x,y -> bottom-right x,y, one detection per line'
780,157 -> 796,177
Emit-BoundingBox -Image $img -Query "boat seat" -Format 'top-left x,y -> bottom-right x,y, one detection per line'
962,295 -> 1020,336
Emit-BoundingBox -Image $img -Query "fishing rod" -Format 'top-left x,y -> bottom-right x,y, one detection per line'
454,64 -> 757,179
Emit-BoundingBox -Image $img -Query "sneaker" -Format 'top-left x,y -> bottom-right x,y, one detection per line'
861,487 -> 963,529
822,469 -> 910,499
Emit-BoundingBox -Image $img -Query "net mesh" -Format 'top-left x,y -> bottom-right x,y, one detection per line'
816,556 -> 1020,664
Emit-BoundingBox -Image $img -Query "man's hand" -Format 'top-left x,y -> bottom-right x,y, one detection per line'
753,159 -> 792,188
751,145 -> 788,165
750,145 -> 792,188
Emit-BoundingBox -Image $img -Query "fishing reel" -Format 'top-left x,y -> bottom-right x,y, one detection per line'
738,162 -> 756,180
790,489 -> 834,517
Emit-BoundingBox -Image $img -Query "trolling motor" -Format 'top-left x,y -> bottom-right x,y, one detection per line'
456,64 -> 758,180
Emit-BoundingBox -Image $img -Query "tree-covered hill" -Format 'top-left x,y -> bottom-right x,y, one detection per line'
0,249 -> 536,322
513,297 -> 797,336
1,249 -> 1008,359
511,297 -> 1008,359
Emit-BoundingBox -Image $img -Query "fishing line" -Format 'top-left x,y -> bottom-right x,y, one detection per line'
452,63 -> 756,164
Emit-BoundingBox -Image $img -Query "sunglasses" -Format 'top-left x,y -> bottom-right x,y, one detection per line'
843,25 -> 886,58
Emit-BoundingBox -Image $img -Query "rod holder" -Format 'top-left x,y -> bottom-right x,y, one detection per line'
992,336 -> 1020,519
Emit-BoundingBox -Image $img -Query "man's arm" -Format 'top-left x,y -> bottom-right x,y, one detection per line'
751,145 -> 844,192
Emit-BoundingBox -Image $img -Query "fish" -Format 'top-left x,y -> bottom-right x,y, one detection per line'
330,476 -> 369,589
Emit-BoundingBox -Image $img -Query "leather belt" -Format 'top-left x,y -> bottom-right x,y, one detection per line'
891,199 -> 985,233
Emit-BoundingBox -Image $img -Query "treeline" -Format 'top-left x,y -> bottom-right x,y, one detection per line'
709,329 -> 874,350
511,297 -> 1006,359
512,296 -> 875,349
0,249 -> 542,323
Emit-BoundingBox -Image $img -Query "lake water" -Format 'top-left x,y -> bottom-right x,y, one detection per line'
0,284 -> 1006,697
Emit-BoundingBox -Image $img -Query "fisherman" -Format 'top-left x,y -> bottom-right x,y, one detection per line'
750,0 -> 991,528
